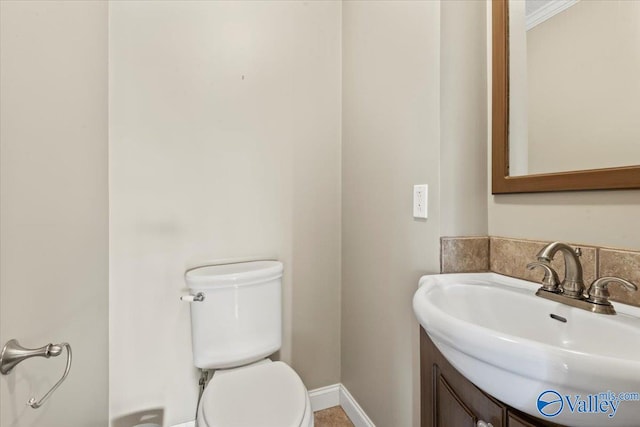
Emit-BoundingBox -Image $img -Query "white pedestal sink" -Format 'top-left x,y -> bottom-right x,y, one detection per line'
413,273 -> 640,427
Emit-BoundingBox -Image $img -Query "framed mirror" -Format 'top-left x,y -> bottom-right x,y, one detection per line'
492,0 -> 640,194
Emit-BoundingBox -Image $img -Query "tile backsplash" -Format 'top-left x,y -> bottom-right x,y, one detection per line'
599,248 -> 640,307
489,237 -> 598,289
440,236 -> 489,273
441,236 -> 640,308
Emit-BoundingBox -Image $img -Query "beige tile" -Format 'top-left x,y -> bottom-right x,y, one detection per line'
440,236 -> 489,273
490,237 -> 541,284
314,406 -> 354,427
598,248 -> 640,307
489,237 -> 596,288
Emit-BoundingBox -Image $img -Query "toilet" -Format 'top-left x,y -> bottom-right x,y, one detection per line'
185,261 -> 313,427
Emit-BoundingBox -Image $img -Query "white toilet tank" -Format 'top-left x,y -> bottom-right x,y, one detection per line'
185,261 -> 283,370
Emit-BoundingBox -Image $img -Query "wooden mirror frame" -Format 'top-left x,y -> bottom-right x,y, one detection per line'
491,0 -> 640,194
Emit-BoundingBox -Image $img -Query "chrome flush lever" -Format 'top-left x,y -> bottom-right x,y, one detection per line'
180,292 -> 205,302
0,339 -> 72,409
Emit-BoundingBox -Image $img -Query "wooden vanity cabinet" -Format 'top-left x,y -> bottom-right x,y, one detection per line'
420,329 -> 564,427
507,412 -> 544,427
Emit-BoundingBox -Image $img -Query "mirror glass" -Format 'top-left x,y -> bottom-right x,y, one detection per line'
508,0 -> 640,177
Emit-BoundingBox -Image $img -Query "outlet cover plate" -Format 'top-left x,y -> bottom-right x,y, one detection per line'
413,184 -> 428,219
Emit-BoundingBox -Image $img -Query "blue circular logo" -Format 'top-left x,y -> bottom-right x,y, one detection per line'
537,390 -> 564,417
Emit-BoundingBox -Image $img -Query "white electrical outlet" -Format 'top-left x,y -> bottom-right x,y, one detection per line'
413,184 -> 428,219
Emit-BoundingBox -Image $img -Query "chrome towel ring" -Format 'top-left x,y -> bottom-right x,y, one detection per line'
0,339 -> 73,409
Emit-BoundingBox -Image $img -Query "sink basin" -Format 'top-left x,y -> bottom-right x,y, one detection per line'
413,273 -> 640,427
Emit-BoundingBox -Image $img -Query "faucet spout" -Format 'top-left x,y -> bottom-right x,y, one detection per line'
536,242 -> 585,298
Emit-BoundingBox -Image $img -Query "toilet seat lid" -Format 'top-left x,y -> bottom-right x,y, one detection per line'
201,361 -> 307,427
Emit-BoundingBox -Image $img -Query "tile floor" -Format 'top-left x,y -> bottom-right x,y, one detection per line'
314,406 -> 355,427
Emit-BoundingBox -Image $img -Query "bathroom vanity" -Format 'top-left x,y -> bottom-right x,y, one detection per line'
414,272 -> 640,427
420,329 -> 562,427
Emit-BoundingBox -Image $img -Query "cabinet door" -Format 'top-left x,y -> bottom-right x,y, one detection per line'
507,410 -> 564,427
436,375 -> 477,427
508,412 -> 538,427
421,330 -> 505,427
421,329 -> 568,427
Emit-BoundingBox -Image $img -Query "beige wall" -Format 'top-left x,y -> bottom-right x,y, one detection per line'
525,0 -> 640,174
108,1 -> 341,425
488,190 -> 640,250
441,0 -> 489,237
342,2 -> 441,426
0,1 -> 109,426
341,2 -> 490,426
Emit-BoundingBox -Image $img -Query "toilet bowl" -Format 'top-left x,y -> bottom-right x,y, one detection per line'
185,261 -> 313,427
196,360 -> 313,427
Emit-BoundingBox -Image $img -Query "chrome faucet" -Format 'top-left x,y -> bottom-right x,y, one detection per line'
527,241 -> 638,315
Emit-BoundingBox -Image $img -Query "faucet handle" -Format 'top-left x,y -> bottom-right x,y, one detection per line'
527,261 -> 561,293
587,277 -> 638,306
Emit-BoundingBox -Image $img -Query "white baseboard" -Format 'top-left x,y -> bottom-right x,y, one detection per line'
338,384 -> 376,427
171,383 -> 374,427
308,383 -> 375,427
309,383 -> 341,411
